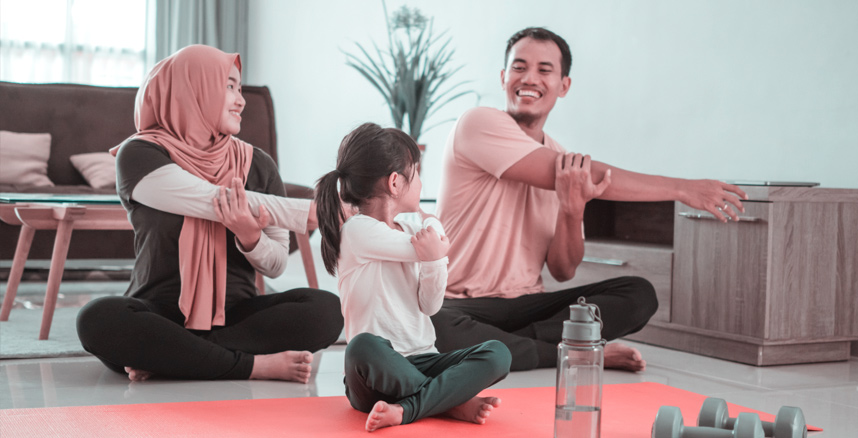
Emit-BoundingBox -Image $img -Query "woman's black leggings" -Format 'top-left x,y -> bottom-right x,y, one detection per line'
76,288 -> 343,380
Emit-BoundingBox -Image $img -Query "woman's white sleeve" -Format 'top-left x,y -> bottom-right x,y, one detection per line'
235,226 -> 291,278
132,163 -> 310,233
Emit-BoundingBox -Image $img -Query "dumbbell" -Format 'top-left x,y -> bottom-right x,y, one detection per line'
652,406 -> 764,438
697,398 -> 806,438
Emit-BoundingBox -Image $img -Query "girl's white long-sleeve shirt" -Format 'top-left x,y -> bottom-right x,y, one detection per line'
338,214 -> 448,356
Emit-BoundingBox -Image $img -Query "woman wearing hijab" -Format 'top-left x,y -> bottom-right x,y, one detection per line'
76,45 -> 343,382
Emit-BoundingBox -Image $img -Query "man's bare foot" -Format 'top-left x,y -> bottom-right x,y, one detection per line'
124,366 -> 153,382
604,342 -> 646,372
250,350 -> 313,382
366,401 -> 403,432
444,396 -> 501,424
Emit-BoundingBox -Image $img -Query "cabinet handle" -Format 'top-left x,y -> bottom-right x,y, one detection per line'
582,256 -> 627,266
677,212 -> 762,222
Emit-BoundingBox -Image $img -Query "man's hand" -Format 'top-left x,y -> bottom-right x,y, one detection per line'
555,153 -> 611,216
411,226 -> 450,262
213,178 -> 270,251
677,179 -> 748,223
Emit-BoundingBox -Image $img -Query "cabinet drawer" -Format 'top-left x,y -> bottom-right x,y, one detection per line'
543,241 -> 673,322
671,202 -> 771,337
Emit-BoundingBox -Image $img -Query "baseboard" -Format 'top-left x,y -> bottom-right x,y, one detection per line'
625,322 -> 853,366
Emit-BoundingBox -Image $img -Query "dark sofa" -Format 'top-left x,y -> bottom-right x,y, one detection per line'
0,80 -> 311,263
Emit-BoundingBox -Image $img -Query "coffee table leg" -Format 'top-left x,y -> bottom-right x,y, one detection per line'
1,224 -> 36,321
296,232 -> 319,289
39,219 -> 74,340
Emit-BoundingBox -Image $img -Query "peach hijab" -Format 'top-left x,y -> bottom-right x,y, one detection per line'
117,45 -> 253,330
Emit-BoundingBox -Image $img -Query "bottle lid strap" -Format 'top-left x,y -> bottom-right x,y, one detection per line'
576,296 -> 603,331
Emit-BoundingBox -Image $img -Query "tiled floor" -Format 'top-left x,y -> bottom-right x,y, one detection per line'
2,236 -> 856,436
3,342 -> 857,435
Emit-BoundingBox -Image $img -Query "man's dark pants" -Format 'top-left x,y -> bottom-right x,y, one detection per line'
431,276 -> 658,371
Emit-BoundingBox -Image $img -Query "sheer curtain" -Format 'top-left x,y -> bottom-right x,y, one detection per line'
0,0 -> 150,86
0,0 -> 247,86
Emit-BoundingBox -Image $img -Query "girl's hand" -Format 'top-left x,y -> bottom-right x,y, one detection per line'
410,226 -> 450,261
418,208 -> 438,222
213,178 -> 271,251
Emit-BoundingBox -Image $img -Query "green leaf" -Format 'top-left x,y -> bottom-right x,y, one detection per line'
341,3 -> 474,142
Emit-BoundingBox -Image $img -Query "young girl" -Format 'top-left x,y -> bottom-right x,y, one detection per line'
315,123 -> 512,432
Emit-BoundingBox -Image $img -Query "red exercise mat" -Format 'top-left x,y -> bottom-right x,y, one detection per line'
0,382 -> 820,437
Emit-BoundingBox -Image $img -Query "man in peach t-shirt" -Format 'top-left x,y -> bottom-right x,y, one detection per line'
432,27 -> 747,371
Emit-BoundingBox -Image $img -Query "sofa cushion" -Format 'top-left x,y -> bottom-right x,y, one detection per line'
70,152 -> 116,189
0,131 -> 55,187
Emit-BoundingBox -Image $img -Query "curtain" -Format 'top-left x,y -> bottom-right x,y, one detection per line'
0,0 -> 149,86
154,0 -> 248,73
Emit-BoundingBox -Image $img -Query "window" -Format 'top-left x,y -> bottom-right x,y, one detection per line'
0,0 -> 150,86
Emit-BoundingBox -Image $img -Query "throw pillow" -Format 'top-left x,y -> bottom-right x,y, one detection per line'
69,152 -> 117,189
0,131 -> 55,187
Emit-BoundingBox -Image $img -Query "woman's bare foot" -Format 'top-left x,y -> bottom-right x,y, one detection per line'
250,350 -> 313,382
604,342 -> 646,372
365,401 -> 403,432
444,396 -> 501,424
124,366 -> 153,382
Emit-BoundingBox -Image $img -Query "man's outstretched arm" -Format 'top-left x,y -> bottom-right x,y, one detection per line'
501,147 -> 748,223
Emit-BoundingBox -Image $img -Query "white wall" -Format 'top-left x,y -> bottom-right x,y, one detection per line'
247,0 -> 858,196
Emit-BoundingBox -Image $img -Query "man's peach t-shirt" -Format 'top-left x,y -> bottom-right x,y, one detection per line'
437,107 -> 565,299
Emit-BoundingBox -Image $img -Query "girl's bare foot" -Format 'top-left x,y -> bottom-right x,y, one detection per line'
604,342 -> 646,372
366,401 -> 403,432
250,350 -> 313,382
444,396 -> 501,424
124,366 -> 153,382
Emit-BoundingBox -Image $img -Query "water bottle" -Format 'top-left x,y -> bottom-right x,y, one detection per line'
555,297 -> 605,438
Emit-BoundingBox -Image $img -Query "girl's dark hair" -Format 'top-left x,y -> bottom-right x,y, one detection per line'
315,123 -> 421,275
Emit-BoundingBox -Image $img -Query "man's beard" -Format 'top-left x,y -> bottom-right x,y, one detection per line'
509,110 -> 540,127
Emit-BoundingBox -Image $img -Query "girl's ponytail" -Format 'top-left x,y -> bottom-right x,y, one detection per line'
315,171 -> 344,275
315,123 -> 422,275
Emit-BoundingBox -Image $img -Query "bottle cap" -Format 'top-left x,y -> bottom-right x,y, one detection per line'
562,297 -> 602,342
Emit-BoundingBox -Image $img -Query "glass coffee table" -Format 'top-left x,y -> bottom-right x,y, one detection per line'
0,193 -> 131,340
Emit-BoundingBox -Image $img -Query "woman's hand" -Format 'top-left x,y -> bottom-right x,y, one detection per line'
411,226 -> 450,262
213,178 -> 271,251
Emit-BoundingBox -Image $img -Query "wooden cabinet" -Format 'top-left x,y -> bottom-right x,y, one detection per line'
671,202 -> 771,338
565,186 -> 858,366
546,200 -> 675,322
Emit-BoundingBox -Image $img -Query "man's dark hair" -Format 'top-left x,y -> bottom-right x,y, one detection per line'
505,27 -> 572,77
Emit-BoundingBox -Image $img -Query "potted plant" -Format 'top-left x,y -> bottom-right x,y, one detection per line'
343,2 -> 476,155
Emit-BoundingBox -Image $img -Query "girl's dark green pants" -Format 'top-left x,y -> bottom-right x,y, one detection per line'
344,333 -> 512,424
